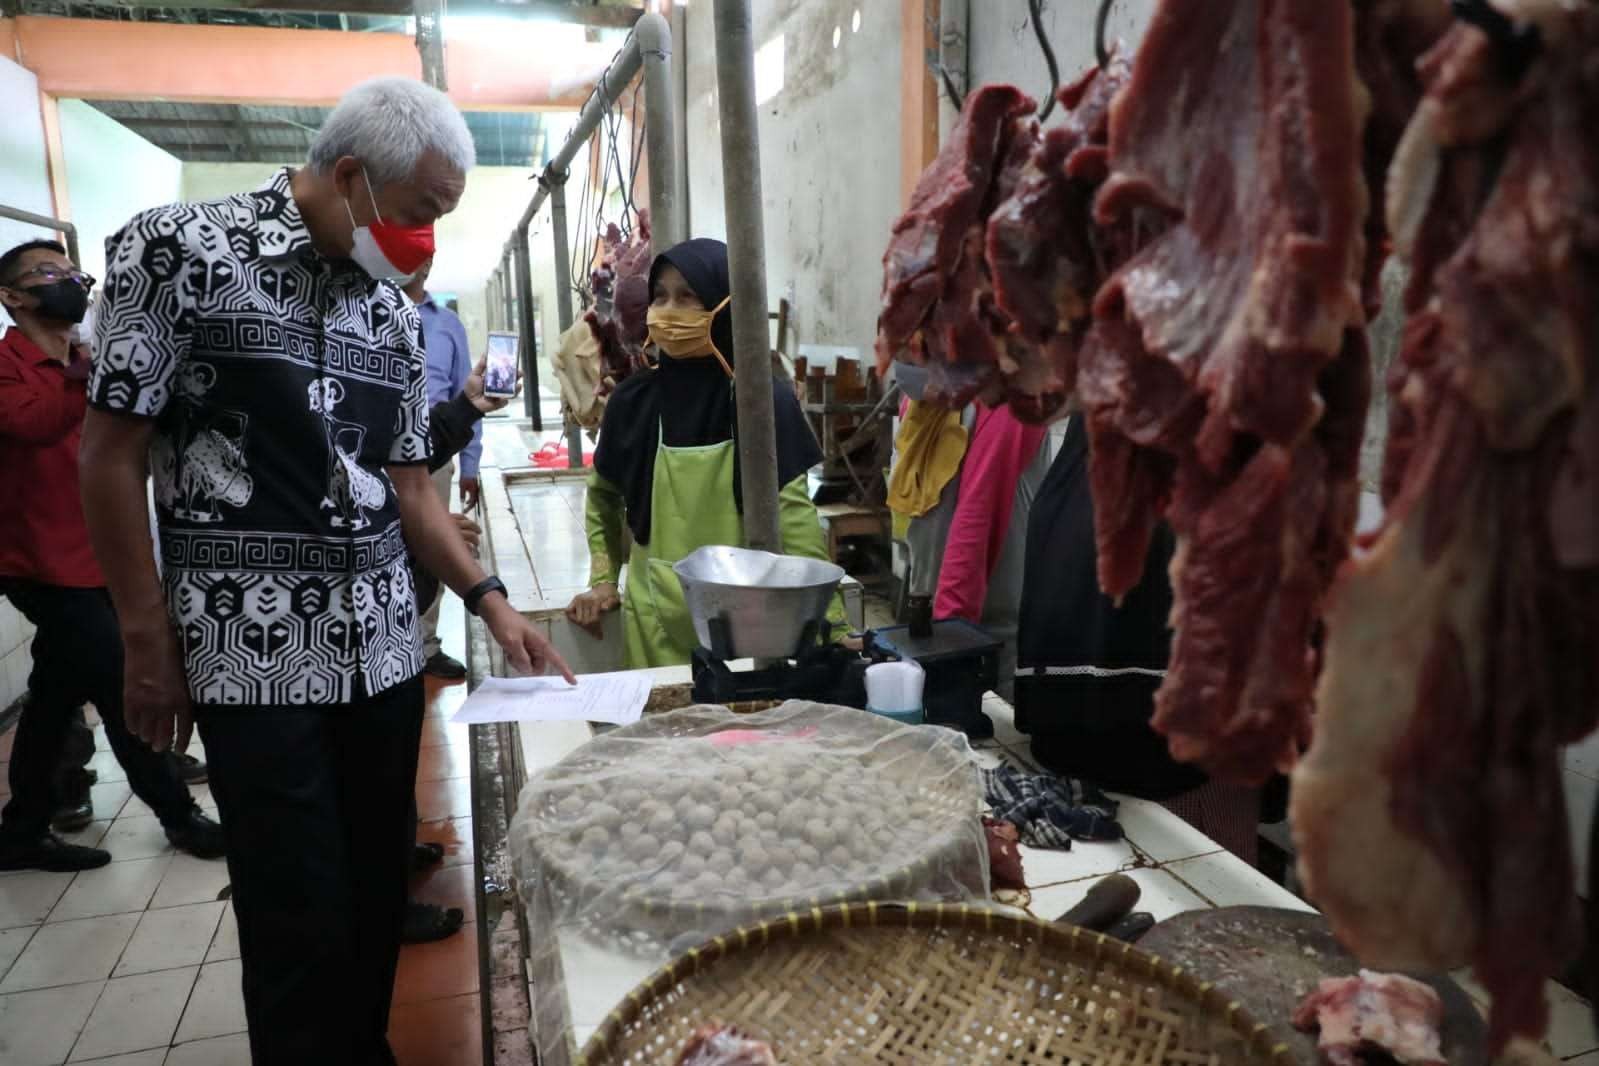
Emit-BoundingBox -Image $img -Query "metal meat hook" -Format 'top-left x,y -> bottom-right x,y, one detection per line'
1095,0 -> 1115,71
1029,0 -> 1063,120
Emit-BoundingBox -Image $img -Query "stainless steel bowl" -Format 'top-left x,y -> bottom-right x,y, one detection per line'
673,545 -> 845,659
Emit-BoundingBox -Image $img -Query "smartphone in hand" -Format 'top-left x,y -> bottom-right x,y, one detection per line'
484,331 -> 520,398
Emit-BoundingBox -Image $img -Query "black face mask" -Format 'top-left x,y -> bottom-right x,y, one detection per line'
22,279 -> 89,325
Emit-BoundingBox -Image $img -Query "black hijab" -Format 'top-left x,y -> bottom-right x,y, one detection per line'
592,238 -> 821,547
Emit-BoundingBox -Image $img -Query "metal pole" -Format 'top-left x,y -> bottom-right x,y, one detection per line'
549,180 -> 586,467
670,3 -> 691,239
500,251 -> 517,342
939,0 -> 970,140
712,0 -> 780,553
516,30 -> 649,233
413,0 -> 447,90
0,204 -> 79,267
512,229 -> 542,428
505,267 -> 515,336
635,12 -> 682,252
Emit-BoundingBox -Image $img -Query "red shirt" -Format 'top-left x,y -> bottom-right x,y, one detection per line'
0,327 -> 104,587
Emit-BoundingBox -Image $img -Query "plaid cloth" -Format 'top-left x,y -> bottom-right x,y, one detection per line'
981,765 -> 1124,849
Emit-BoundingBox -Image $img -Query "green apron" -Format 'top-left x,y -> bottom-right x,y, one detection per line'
621,428 -> 744,668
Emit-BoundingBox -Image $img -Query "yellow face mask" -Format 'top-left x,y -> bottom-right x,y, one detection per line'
647,296 -> 733,377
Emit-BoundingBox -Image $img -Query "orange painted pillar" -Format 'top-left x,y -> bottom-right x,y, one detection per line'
900,0 -> 941,207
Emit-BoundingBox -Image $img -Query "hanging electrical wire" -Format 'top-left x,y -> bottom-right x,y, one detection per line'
626,84 -> 646,226
569,132 -> 601,309
555,22 -> 654,319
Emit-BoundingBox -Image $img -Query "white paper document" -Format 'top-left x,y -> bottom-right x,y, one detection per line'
451,672 -> 651,726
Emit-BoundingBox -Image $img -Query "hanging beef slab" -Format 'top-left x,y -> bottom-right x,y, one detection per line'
1077,0 -> 1370,783
589,210 -> 653,394
1293,5 -> 1599,1051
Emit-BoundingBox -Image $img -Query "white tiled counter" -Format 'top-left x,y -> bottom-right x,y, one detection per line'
513,682 -> 1320,1063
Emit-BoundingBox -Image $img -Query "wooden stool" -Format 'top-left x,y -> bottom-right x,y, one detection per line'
816,504 -> 889,563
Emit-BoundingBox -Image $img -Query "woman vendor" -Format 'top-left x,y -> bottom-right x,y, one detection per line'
566,238 -> 845,668
1015,415 -> 1265,862
887,363 -> 1052,731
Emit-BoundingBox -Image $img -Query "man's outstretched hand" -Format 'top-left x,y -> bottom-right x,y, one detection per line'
482,596 -> 576,682
123,623 -> 193,753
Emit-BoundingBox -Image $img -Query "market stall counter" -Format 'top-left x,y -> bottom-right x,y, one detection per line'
480,464 -> 1596,1064
510,671 -> 1306,1065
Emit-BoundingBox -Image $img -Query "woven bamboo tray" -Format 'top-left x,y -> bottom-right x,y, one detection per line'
580,902 -> 1292,1065
519,704 -> 986,944
643,683 -> 782,716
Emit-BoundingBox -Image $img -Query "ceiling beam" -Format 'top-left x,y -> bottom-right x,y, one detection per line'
156,142 -> 305,151
74,0 -> 645,27
110,117 -> 297,129
9,15 -> 613,108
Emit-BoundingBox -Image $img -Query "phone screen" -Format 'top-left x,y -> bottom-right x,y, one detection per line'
484,333 -> 519,397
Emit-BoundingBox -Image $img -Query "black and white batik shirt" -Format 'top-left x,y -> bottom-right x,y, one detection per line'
90,167 -> 430,706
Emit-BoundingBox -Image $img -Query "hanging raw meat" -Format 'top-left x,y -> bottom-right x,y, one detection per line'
878,0 -> 1371,785
1293,970 -> 1447,1066
1076,0 -> 1371,783
877,62 -> 1133,423
587,210 -> 653,394
877,84 -> 1038,411
1293,3 -> 1599,1052
985,57 -> 1132,422
1351,0 -> 1456,318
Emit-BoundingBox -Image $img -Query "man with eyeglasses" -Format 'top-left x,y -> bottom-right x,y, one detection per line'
0,238 -> 225,871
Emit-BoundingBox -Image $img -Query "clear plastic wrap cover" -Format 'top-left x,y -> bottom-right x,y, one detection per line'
510,702 -> 990,1062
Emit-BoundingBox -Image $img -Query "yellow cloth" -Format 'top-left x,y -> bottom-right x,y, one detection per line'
552,317 -> 604,429
888,401 -> 969,518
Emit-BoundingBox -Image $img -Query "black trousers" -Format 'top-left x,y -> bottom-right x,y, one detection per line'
0,581 -> 194,844
196,676 -> 425,1066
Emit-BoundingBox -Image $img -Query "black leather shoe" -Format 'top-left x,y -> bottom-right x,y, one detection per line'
402,901 -> 464,943
164,808 -> 227,860
51,799 -> 96,834
0,832 -> 111,872
424,651 -> 468,681
170,752 -> 208,785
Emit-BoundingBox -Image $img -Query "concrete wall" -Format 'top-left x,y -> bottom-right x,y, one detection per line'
179,160 -> 278,205
680,0 -> 902,360
0,56 -> 51,710
0,56 -> 55,316
59,99 -> 185,284
969,0 -> 1159,95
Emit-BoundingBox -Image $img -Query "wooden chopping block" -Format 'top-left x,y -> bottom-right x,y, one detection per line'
1137,906 -> 1487,1066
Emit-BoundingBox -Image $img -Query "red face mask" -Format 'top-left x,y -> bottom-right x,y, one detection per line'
346,167 -> 436,281
369,220 -> 435,276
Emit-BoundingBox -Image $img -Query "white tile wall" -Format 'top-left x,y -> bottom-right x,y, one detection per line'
0,599 -> 34,710
1566,737 -> 1599,900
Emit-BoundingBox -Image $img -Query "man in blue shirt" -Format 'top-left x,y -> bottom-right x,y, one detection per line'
404,257 -> 479,680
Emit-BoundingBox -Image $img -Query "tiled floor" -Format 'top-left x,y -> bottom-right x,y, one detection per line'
0,596 -> 482,1066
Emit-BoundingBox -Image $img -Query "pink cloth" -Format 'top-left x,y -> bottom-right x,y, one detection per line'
933,405 -> 1048,622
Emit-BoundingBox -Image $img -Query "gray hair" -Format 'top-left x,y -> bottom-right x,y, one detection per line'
308,77 -> 476,185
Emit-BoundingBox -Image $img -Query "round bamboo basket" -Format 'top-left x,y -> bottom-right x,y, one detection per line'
580,902 -> 1293,1065
522,705 -> 985,943
641,683 -> 783,717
